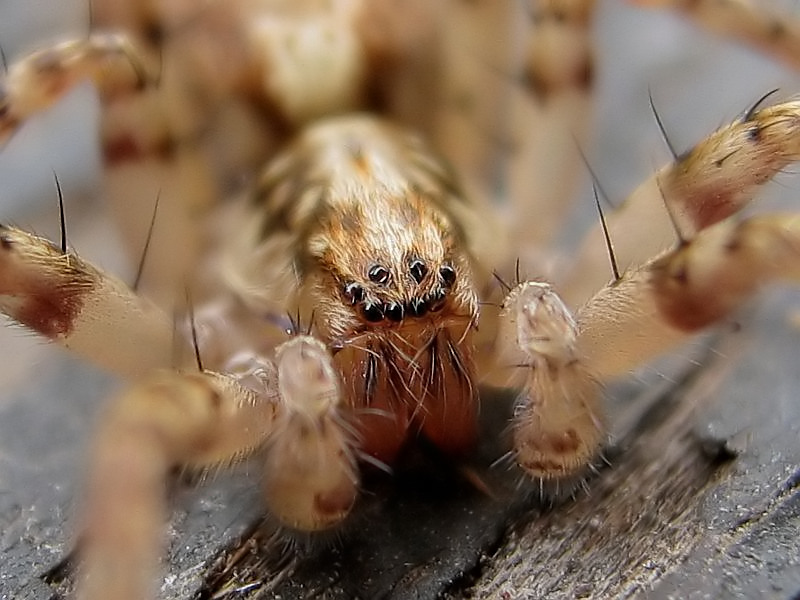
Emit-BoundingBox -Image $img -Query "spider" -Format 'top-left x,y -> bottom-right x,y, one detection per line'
1,1 -> 800,599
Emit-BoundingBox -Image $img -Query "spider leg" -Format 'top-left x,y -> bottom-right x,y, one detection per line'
262,337 -> 359,532
632,0 -> 800,71
495,281 -> 605,482
577,213 -> 800,379
77,371 -> 267,600
497,212 -> 800,481
426,1 -> 516,200
504,0 -> 596,259
472,0 -> 598,380
79,336 -> 358,600
79,370 -> 274,600
0,30 -> 217,307
561,99 -> 800,306
0,33 -> 153,147
0,224 -> 174,378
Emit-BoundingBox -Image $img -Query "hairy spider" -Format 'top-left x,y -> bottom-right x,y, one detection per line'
1,1 -> 800,599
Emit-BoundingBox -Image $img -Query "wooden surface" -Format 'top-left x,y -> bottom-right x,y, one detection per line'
1,2 -> 800,599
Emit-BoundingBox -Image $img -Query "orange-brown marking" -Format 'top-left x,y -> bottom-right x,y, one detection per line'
649,253 -> 734,332
103,135 -> 175,165
545,429 -> 581,455
313,481 -> 357,518
680,190 -> 738,232
525,58 -> 594,101
14,283 -> 89,338
0,231 -> 94,338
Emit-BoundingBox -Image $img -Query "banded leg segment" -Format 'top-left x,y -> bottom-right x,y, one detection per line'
0,225 -> 175,378
496,282 -> 605,481
505,0 -> 596,258
263,338 -> 358,532
561,100 -> 800,306
0,33 -> 154,146
497,213 -> 800,480
0,25 -> 251,307
632,0 -> 800,71
79,336 -> 359,600
79,370 -> 278,600
577,214 -> 800,379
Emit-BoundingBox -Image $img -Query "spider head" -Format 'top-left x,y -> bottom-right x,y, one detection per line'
304,188 -> 479,341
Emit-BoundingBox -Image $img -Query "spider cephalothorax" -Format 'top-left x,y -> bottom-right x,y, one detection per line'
249,116 -> 484,463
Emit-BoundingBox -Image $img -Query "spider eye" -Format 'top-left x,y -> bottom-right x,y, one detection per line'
428,289 -> 446,312
362,302 -> 384,322
409,259 -> 427,283
368,264 -> 391,285
343,282 -> 365,305
439,264 -> 456,287
408,297 -> 428,317
385,302 -> 404,322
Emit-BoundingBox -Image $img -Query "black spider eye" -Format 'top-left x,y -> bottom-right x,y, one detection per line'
385,303 -> 404,322
409,259 -> 427,283
439,264 -> 456,287
428,289 -> 446,312
362,302 -> 384,322
368,264 -> 391,285
343,282 -> 365,305
408,298 -> 428,317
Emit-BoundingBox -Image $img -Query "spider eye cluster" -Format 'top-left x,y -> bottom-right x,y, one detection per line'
341,259 -> 457,325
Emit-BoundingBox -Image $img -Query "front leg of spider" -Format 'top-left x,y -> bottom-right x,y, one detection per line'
77,335 -> 357,600
497,281 -> 606,486
262,336 -> 359,532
